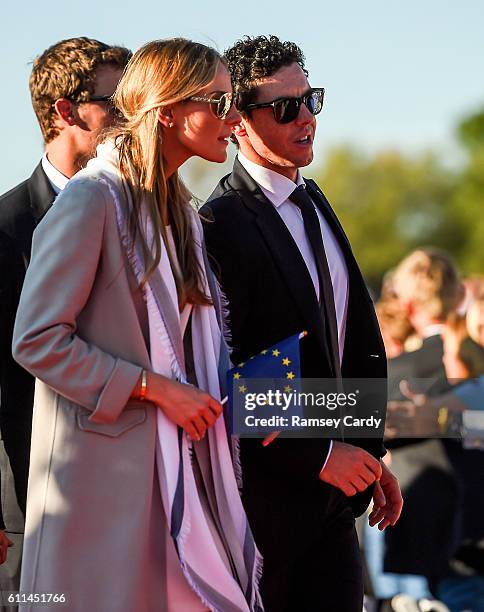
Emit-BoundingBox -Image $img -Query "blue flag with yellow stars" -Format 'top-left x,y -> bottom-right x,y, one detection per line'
226,331 -> 306,434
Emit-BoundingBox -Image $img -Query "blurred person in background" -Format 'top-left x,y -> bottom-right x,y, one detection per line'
443,313 -> 484,380
384,248 -> 462,595
384,248 -> 484,612
467,298 -> 484,348
375,287 -> 415,360
362,288 -> 431,611
462,275 -> 484,304
0,36 -> 130,593
386,384 -> 484,611
387,248 -> 464,400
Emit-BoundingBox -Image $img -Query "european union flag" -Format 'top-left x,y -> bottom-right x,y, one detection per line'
226,332 -> 306,435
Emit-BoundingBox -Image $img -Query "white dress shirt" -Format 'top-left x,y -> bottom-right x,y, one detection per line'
238,152 -> 350,469
238,152 -> 349,361
41,153 -> 69,194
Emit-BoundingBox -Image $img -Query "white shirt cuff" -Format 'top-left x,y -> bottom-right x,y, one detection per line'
320,439 -> 333,475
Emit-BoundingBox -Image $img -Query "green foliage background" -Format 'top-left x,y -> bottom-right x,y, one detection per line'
312,109 -> 484,289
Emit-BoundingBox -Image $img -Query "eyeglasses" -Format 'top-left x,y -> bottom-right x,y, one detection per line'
188,92 -> 234,120
85,95 -> 123,117
56,94 -> 116,107
67,95 -> 117,110
88,95 -> 114,103
243,88 -> 325,124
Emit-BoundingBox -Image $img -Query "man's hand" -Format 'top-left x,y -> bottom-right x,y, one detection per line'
368,462 -> 403,530
0,530 -> 13,564
319,441 -> 382,496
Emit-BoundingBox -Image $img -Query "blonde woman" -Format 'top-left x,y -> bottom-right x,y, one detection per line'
13,39 -> 263,612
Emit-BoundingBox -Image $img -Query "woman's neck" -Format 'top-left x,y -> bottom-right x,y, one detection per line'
162,130 -> 192,178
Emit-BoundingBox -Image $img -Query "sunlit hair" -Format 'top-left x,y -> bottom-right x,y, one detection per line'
224,35 -> 307,112
224,35 -> 307,146
30,37 -> 131,143
393,248 -> 463,320
108,38 -> 223,305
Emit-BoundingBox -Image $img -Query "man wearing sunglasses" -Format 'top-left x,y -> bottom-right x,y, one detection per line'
0,36 -> 130,592
201,35 -> 402,611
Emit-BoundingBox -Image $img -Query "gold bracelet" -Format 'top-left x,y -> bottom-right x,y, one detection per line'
139,369 -> 147,401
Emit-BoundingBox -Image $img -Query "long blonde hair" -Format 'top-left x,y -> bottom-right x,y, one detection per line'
109,38 -> 222,305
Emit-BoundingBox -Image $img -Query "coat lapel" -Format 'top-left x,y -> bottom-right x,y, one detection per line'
228,160 -> 332,363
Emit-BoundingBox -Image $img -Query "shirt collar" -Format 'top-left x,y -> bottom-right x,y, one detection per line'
41,153 -> 70,194
237,151 -> 305,208
422,323 -> 445,339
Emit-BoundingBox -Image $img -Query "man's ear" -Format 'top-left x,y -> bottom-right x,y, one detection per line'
158,107 -> 174,129
54,99 -> 76,126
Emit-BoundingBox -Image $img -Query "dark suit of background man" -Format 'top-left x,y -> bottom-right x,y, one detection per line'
385,248 -> 484,602
200,35 -> 403,611
0,37 -> 130,584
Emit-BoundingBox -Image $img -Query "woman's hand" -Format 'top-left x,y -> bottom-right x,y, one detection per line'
142,372 -> 223,441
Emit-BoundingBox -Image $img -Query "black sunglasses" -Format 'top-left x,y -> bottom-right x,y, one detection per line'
188,92 -> 234,120
61,94 -> 116,106
88,95 -> 114,103
83,95 -> 123,117
66,95 -> 118,110
243,88 -> 324,124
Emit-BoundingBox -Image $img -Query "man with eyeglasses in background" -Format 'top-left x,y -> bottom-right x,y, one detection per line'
201,35 -> 402,611
0,36 -> 130,592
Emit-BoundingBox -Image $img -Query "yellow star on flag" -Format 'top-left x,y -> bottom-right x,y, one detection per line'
286,372 -> 295,380
238,362 -> 245,368
282,357 -> 291,366
238,385 -> 247,393
284,385 -> 292,393
233,372 -> 241,380
272,349 -> 281,357
260,350 -> 268,355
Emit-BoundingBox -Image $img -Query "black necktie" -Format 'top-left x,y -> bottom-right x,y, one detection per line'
289,184 -> 342,377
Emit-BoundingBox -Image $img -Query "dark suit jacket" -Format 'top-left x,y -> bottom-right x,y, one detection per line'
200,160 -> 386,584
0,163 -> 55,520
387,334 -> 450,402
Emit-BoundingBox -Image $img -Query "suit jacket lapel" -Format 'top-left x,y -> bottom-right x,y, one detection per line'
17,163 -> 57,267
305,179 -> 352,256
28,163 -> 56,222
228,160 -> 332,362
305,178 -> 374,296
304,180 -> 384,367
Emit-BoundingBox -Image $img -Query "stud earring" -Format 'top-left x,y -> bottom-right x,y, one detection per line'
168,122 -> 174,128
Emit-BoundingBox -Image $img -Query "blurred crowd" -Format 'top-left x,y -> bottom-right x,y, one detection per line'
363,247 -> 484,612
1,31 -> 482,612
